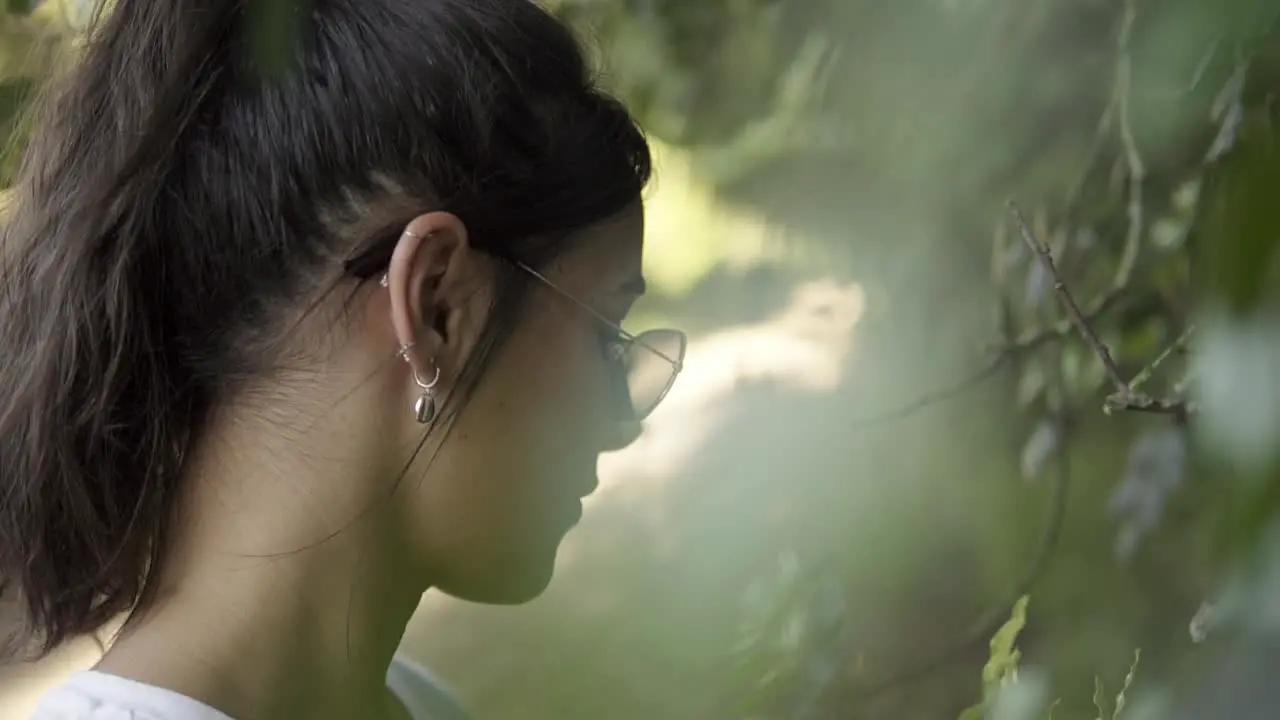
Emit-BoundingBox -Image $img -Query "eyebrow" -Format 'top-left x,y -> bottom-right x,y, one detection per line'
621,275 -> 647,296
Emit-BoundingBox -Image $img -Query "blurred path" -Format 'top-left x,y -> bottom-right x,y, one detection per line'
403,279 -> 864,719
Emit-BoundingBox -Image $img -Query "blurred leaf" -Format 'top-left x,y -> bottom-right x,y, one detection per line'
244,0 -> 310,81
1017,364 -> 1047,409
1196,101 -> 1280,315
1120,320 -> 1165,364
1189,601 -> 1219,643
1024,256 -> 1051,311
1109,428 -> 1188,560
58,0 -> 100,31
990,670 -> 1052,720
1192,313 -> 1280,474
1060,342 -> 1106,400
1204,60 -> 1247,163
6,0 -> 39,14
1150,217 -> 1187,251
1074,226 -> 1098,254
0,77 -> 36,184
958,596 -> 1031,720
731,551 -> 851,716
1020,418 -> 1060,482
982,594 -> 1029,687
1224,470 -> 1280,563
0,6 -> 66,79
1171,178 -> 1201,216
0,77 -> 33,126
1079,347 -> 1108,398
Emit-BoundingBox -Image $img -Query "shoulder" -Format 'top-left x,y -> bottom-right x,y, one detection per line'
385,653 -> 471,720
29,671 -> 232,720
29,659 -> 468,720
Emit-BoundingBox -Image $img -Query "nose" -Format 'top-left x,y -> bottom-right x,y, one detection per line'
600,419 -> 643,453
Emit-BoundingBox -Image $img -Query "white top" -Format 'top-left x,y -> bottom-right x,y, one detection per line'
28,653 -> 470,720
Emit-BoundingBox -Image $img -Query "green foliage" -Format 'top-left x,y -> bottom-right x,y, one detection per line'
1196,85 -> 1280,316
244,0 -> 310,81
957,595 -> 1030,720
547,0 -> 845,191
593,0 -> 1278,714
985,0 -> 1280,570
727,552 -> 850,718
0,0 -> 93,188
982,595 -> 1029,689
957,598 -> 1142,720
1091,650 -> 1141,720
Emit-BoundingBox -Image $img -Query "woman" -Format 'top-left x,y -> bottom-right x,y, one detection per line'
0,0 -> 685,718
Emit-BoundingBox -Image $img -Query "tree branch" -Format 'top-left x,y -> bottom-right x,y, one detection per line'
845,287 -> 1132,432
1009,201 -> 1130,394
1008,201 -> 1194,419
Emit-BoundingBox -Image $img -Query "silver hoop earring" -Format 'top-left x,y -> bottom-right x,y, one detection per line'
411,365 -> 442,424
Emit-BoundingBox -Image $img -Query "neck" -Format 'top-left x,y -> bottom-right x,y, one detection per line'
96,399 -> 428,720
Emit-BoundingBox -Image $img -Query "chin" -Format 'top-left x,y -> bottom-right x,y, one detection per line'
437,548 -> 559,605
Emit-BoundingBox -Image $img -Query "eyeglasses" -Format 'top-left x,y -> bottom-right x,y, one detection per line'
515,261 -> 686,421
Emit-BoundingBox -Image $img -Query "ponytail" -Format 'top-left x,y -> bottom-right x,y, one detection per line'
0,0 -> 240,658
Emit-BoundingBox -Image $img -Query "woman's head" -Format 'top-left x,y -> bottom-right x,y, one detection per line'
0,0 -> 681,656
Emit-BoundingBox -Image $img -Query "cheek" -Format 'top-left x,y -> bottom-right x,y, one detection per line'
519,320 -> 612,451
452,311 -> 608,488
407,313 -> 615,594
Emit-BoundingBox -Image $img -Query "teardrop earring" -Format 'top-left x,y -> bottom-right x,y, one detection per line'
411,365 -> 441,424
399,343 -> 440,424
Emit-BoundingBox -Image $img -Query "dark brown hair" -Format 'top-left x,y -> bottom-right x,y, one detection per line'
0,0 -> 650,658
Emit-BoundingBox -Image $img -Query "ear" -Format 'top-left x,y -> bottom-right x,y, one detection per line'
384,211 -> 475,380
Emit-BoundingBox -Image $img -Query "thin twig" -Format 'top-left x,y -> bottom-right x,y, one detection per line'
848,290 -> 1131,431
847,356 -> 1006,429
1170,37 -> 1222,98
1104,394 -> 1194,417
1113,0 -> 1145,292
1008,202 -> 1191,419
1128,324 -> 1195,393
1103,326 -> 1196,418
1061,92 -> 1117,209
1009,201 -> 1130,395
1059,0 -> 1140,235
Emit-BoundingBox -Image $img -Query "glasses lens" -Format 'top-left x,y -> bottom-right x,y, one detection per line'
625,328 -> 687,420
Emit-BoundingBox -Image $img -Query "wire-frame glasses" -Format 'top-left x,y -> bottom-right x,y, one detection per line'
515,261 -> 686,421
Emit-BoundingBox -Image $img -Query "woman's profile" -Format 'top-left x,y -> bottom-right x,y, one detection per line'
0,1 -> 685,718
